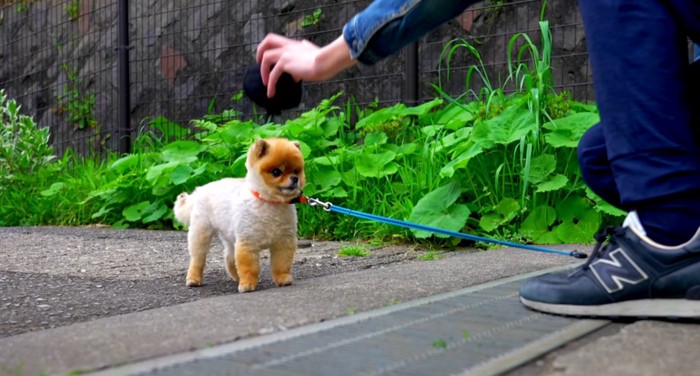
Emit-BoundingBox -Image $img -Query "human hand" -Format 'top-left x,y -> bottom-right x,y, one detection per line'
256,34 -> 321,98
256,33 -> 356,98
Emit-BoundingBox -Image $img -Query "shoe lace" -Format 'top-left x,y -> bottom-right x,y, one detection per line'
568,226 -> 624,276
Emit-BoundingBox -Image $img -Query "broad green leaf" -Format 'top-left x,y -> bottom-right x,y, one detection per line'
230,154 -> 248,177
435,127 -> 472,153
150,116 -> 188,141
527,154 -> 556,184
408,181 -> 471,238
435,103 -> 474,130
356,100 -> 441,130
110,154 -> 141,173
162,141 -> 206,162
142,203 -> 169,223
355,151 -> 397,178
223,120 -> 256,140
145,161 -> 180,183
308,165 -> 342,193
479,198 -> 520,232
192,164 -> 207,177
170,165 -> 193,185
402,98 -> 443,117
123,201 -> 151,222
364,132 -> 388,147
585,187 -> 627,217
570,101 -> 598,114
393,142 -> 417,156
356,104 -> 406,129
321,117 -> 342,138
473,105 -> 536,145
479,213 -> 503,232
91,205 -> 112,219
421,125 -> 441,138
439,142 -> 483,178
554,196 -> 600,243
311,155 -> 340,166
543,112 -> 599,148
327,185 -> 348,198
519,205 -> 560,244
470,120 -> 495,149
544,132 -> 578,148
535,174 -> 568,193
40,182 -> 65,196
495,197 -> 520,216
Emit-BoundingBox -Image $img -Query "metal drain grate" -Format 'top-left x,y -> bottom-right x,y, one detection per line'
134,275 -> 608,376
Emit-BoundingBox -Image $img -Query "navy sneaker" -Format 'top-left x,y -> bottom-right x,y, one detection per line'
520,211 -> 700,318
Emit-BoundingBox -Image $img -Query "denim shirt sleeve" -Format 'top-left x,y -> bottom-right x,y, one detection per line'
342,0 -> 421,62
343,0 -> 478,65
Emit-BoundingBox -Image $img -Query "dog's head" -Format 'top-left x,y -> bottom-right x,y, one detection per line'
246,138 -> 306,201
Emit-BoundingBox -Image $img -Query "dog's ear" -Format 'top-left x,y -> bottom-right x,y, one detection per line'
252,139 -> 269,158
292,141 -> 301,150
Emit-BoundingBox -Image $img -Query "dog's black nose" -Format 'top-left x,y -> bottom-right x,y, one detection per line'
291,176 -> 299,184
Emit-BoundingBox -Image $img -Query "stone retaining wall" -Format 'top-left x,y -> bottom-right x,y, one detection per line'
0,0 -> 590,155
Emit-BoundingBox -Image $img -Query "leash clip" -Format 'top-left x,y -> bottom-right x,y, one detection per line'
306,196 -> 332,211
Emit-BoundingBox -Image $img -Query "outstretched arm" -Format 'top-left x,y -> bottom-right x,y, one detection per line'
256,34 -> 356,98
256,0 -> 478,98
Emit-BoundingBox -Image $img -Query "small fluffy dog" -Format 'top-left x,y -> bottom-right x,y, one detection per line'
173,138 -> 306,293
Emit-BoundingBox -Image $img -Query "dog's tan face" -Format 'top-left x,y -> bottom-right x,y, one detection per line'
247,138 -> 306,199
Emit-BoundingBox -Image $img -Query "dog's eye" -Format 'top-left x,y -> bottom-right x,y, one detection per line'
271,168 -> 283,177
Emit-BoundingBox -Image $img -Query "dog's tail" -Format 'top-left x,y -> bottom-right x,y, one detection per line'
173,193 -> 193,226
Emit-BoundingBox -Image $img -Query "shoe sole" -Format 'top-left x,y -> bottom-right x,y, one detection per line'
520,297 -> 700,319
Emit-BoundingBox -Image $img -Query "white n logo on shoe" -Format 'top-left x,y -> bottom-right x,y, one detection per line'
590,248 -> 649,294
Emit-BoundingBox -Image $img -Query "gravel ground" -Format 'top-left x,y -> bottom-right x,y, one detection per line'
0,226 -> 442,338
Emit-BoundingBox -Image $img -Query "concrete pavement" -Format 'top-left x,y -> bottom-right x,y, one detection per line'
0,226 -> 698,376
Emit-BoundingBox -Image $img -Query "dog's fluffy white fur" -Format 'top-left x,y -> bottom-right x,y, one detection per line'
174,138 -> 305,293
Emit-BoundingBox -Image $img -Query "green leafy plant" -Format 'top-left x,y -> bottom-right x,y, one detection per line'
0,90 -> 56,225
56,64 -> 97,130
421,13 -> 615,244
0,90 -> 109,226
417,251 -> 444,261
300,8 -> 322,28
338,245 -> 370,257
0,89 -> 55,182
15,2 -> 27,12
432,339 -> 448,349
66,0 -> 80,21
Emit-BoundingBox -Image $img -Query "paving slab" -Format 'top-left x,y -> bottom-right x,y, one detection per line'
91,271 -> 607,376
533,320 -> 700,376
7,227 -> 700,376
0,226 -> 580,375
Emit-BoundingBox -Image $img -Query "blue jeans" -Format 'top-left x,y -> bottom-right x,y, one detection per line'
577,0 -> 700,208
343,0 -> 478,64
577,0 -> 700,243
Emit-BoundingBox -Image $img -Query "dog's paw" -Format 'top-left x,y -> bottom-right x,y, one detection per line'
273,273 -> 294,287
185,278 -> 202,287
238,282 -> 257,293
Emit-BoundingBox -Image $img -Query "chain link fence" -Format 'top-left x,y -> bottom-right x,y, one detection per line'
0,0 -> 592,156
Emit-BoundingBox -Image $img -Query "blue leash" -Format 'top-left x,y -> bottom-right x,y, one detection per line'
305,196 -> 587,259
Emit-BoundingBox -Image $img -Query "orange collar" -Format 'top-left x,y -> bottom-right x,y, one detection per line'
250,190 -> 306,204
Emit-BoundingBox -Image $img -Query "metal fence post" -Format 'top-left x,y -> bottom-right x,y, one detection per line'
405,42 -> 419,106
117,0 -> 131,154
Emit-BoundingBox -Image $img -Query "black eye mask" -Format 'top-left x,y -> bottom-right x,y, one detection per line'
243,64 -> 303,116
